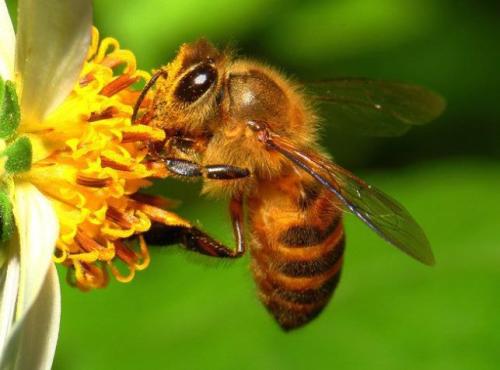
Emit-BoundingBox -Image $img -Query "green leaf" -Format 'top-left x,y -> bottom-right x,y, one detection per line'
0,79 -> 20,139
2,136 -> 32,174
0,77 -> 4,109
0,189 -> 14,242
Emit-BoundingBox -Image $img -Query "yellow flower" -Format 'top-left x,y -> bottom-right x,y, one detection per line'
26,27 -> 188,291
0,0 -> 188,368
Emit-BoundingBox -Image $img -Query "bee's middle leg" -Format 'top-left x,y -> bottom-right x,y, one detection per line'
144,196 -> 246,258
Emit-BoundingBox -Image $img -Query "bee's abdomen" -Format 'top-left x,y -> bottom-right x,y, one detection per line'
249,185 -> 345,331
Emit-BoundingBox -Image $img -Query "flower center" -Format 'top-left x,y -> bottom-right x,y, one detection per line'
23,28 -> 190,290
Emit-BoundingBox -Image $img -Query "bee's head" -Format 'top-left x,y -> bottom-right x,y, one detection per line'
149,39 -> 227,133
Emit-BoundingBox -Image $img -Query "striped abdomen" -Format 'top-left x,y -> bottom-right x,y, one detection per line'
248,176 -> 345,330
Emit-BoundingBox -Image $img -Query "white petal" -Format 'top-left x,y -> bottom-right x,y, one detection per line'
16,0 -> 92,124
0,265 -> 60,370
12,182 -> 59,317
0,0 -> 15,81
0,248 -> 19,354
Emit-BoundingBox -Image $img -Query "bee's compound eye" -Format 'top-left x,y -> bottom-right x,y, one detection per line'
175,64 -> 218,103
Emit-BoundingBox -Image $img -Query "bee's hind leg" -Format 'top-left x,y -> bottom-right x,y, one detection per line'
145,196 -> 246,258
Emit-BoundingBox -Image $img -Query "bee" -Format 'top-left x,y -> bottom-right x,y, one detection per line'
134,39 -> 445,330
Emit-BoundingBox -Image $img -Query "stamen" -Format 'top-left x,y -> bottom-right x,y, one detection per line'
114,240 -> 136,264
110,240 -> 137,283
99,74 -> 140,97
88,106 -> 119,122
95,37 -> 119,63
121,126 -> 165,143
79,73 -> 95,86
106,206 -> 133,229
53,245 -> 68,263
74,260 -> 109,290
100,155 -> 132,171
135,235 -> 150,270
68,251 -> 99,263
109,261 -> 136,283
86,27 -> 100,60
101,56 -> 123,69
76,174 -> 113,188
74,230 -> 115,261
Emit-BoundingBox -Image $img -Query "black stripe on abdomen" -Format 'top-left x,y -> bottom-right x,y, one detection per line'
274,268 -> 342,305
278,214 -> 341,247
278,236 -> 345,277
258,265 -> 342,331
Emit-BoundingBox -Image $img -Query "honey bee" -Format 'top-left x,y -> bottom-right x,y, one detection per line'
134,39 -> 445,330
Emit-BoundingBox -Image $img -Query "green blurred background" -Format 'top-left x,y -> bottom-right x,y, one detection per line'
9,0 -> 500,369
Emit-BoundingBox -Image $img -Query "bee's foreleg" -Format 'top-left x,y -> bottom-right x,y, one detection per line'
164,158 -> 250,180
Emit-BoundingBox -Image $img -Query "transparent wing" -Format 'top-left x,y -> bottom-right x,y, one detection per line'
323,161 -> 434,265
268,134 -> 435,265
307,78 -> 446,136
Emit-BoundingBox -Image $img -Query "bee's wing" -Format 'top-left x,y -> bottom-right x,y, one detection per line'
268,134 -> 435,265
307,78 -> 446,136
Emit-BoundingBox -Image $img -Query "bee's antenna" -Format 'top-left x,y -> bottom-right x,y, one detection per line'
131,70 -> 167,124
